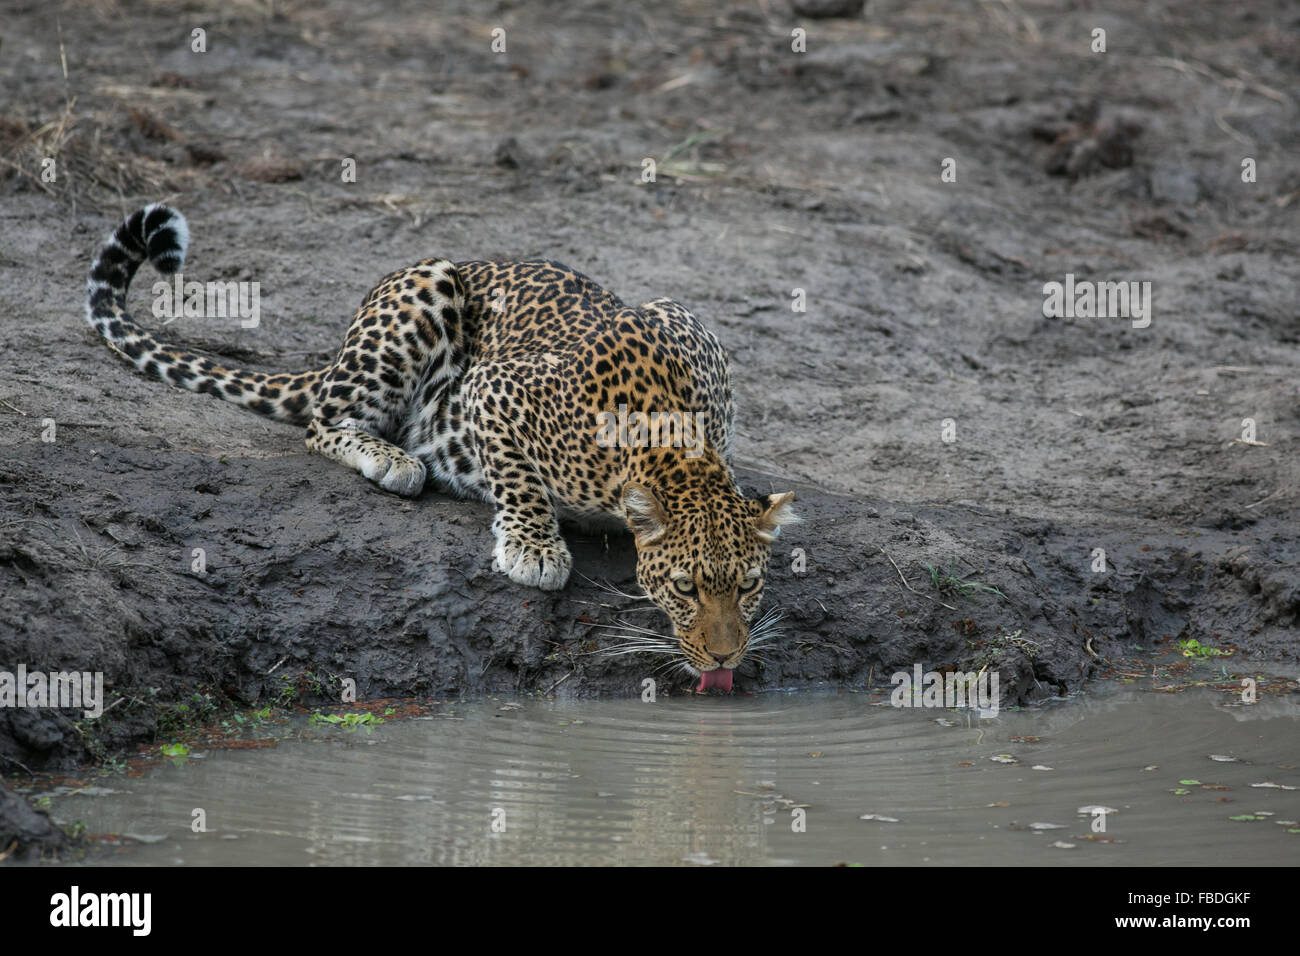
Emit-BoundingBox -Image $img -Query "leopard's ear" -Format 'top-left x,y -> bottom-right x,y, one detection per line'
756,492 -> 799,543
622,482 -> 669,545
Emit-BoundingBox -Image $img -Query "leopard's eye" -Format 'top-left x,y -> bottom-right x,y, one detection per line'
673,577 -> 696,595
738,576 -> 762,594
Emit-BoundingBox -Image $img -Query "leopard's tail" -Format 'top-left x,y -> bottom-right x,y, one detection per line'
85,204 -> 325,426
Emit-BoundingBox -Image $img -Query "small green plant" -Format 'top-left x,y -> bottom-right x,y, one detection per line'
922,559 -> 1006,601
95,754 -> 129,776
158,690 -> 221,734
1180,638 -> 1232,659
220,705 -> 275,735
276,675 -> 299,706
309,711 -> 387,733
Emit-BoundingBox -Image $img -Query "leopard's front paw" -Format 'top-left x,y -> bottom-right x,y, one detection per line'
361,453 -> 426,497
379,456 -> 426,497
492,532 -> 572,591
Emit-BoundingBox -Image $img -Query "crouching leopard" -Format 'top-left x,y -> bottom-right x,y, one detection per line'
85,205 -> 798,691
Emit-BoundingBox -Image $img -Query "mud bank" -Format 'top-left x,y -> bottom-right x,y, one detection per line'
2,444 -> 1295,777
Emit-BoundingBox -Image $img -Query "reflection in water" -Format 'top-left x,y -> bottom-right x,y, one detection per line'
41,686 -> 1300,866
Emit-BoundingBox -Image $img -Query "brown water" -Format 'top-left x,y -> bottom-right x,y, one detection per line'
34,686 -> 1300,866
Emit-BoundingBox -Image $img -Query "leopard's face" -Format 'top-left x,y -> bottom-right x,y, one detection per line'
622,482 -> 798,680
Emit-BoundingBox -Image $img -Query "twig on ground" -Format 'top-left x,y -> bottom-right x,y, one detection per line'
879,547 -> 957,611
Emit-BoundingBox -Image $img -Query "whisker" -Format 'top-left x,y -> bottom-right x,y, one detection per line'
570,599 -> 663,614
593,639 -> 676,651
748,607 -> 788,643
588,632 -> 673,645
585,621 -> 671,638
575,572 -> 650,601
614,617 -> 672,636
595,636 -> 676,648
598,647 -> 682,658
652,656 -> 687,676
613,616 -> 665,632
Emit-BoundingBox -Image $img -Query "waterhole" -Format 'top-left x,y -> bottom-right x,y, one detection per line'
34,685 -> 1299,866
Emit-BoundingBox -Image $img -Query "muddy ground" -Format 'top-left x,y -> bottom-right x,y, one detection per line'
0,0 -> 1298,854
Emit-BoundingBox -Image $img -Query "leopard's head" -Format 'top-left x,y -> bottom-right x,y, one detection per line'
621,478 -> 798,691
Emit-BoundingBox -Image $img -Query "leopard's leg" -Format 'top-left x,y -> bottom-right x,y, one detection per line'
483,442 -> 573,590
305,257 -> 467,498
306,417 -> 428,497
407,388 -> 489,501
468,388 -> 572,589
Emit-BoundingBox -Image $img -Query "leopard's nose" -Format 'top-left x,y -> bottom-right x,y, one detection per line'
710,651 -> 730,664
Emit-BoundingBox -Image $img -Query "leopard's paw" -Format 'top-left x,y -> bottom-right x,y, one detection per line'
380,456 -> 426,497
360,452 -> 426,497
493,532 -> 572,591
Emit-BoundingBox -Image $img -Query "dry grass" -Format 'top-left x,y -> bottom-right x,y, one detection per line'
0,108 -> 190,212
0,22 -> 195,212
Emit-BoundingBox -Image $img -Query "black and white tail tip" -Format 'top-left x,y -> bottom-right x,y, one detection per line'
85,204 -> 190,326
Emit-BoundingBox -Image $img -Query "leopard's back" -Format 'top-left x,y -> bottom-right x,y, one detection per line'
453,258 -> 734,460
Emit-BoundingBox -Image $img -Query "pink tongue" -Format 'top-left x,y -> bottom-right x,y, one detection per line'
696,669 -> 733,693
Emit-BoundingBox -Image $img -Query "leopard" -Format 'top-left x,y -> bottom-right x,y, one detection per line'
84,204 -> 798,691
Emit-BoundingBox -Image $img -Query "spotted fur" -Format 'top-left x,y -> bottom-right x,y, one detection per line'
85,205 -> 798,680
